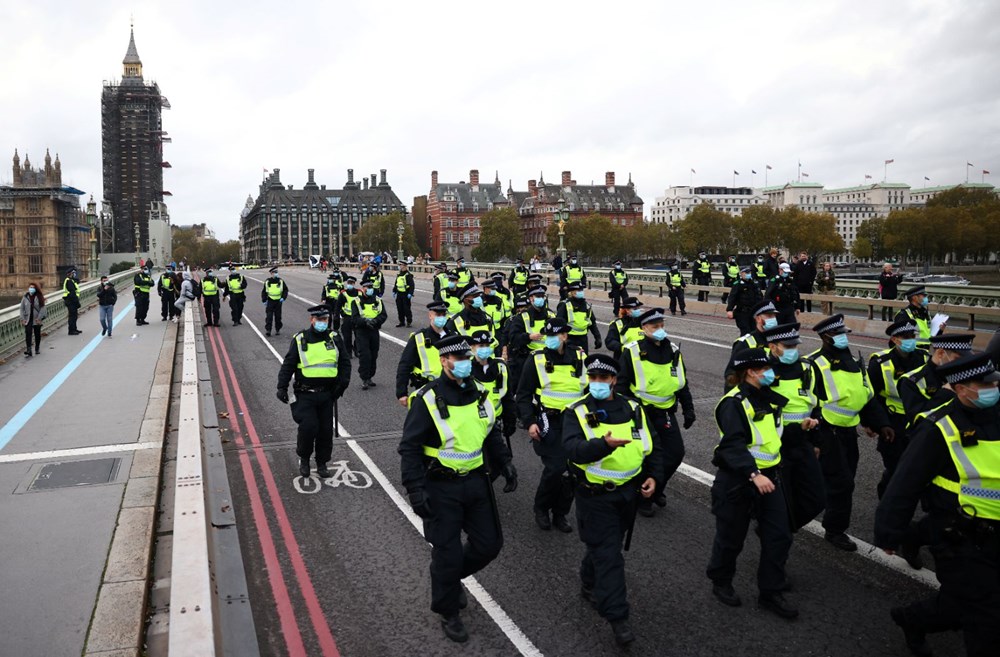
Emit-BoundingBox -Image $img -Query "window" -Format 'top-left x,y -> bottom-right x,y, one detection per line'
28,255 -> 42,274
5,228 -> 12,247
28,226 -> 40,247
7,256 -> 13,274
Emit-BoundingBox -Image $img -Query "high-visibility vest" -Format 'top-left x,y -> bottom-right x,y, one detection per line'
62,277 -> 78,298
754,263 -> 766,279
266,279 -> 285,300
902,307 -> 932,344
453,313 -> 495,342
612,270 -> 627,286
135,273 -> 152,293
611,319 -> 644,351
159,275 -> 174,292
626,341 -> 685,409
669,273 -> 683,287
512,268 -> 528,286
295,333 -> 339,378
716,387 -> 784,469
367,271 -> 384,290
902,364 -> 937,404
930,409 -> 1000,520
533,349 -> 586,411
456,268 -> 472,287
698,260 -> 711,275
476,360 -> 509,415
771,362 -> 817,425
324,283 -> 342,300
202,279 -> 219,296
727,264 -> 739,279
482,297 -> 507,327
435,272 -> 450,292
340,291 -> 358,316
354,297 -> 384,319
563,264 -> 584,284
565,301 -> 592,336
419,383 -> 495,473
443,291 -> 464,315
395,274 -> 409,292
812,355 -> 874,427
521,311 -> 551,351
570,399 -> 652,486
227,276 -> 245,293
412,332 -> 443,381
872,348 -> 924,416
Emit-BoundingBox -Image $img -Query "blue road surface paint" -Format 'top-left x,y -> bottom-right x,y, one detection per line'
0,301 -> 136,452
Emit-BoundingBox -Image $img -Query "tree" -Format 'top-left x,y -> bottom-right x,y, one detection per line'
351,212 -> 418,256
472,207 -> 522,261
673,204 -> 735,257
733,205 -> 776,253
854,216 -> 887,262
851,237 -> 873,262
546,213 -> 623,264
775,207 -> 844,258
109,260 -> 136,274
171,228 -> 243,267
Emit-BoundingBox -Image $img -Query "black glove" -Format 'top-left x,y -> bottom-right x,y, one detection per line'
503,422 -> 517,439
880,426 -> 896,442
683,413 -> 696,429
408,489 -> 432,519
276,389 -> 289,404
594,338 -> 602,350
501,463 -> 518,493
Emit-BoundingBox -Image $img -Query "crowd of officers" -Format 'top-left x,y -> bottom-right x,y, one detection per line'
267,254 -> 999,655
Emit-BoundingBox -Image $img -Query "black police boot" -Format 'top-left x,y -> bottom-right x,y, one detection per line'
534,508 -> 551,531
712,583 -> 742,607
361,380 -> 370,391
265,330 -> 271,337
638,500 -> 655,518
458,588 -> 468,610
552,514 -> 573,533
610,619 -> 635,646
367,379 -> 377,387
316,462 -> 331,478
580,585 -> 597,609
654,493 -> 667,508
298,459 -> 310,477
758,592 -> 799,620
890,607 -> 933,657
440,614 -> 468,643
824,531 -> 858,552
900,537 -> 924,570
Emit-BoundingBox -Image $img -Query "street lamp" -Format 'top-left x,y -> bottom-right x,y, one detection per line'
134,222 -> 141,266
556,197 -> 569,263
396,219 -> 405,264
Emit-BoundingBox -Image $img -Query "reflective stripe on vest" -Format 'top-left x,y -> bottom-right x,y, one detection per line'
727,265 -> 739,278
754,264 -> 765,277
202,279 -> 218,296
295,333 -> 339,378
136,274 -> 152,293
613,271 -> 627,285
483,299 -> 506,327
669,273 -> 682,287
482,361 -> 508,414
341,293 -> 357,315
159,276 -> 173,292
522,312 -> 547,351
444,292 -> 464,315
534,351 -> 586,411
771,364 -> 817,424
903,307 -> 931,342
699,260 -> 710,274
571,400 -> 652,485
565,302 -> 591,335
395,274 -> 409,292
456,268 -> 472,287
413,332 -> 442,380
627,342 -> 684,409
813,356 -> 874,427
227,276 -> 245,293
874,350 -> 906,415
62,277 -> 76,298
420,385 -> 495,472
357,298 -> 383,319
453,314 -> 494,342
931,414 -> 1000,520
716,388 -> 784,469
325,283 -> 341,300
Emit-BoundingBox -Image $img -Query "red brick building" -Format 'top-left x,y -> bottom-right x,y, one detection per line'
511,171 -> 644,255
425,169 -> 510,260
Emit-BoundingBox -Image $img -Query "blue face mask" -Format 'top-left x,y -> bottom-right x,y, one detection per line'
28,287 -> 36,294
448,281 -> 456,289
763,317 -> 778,330
973,386 -> 1000,409
532,297 -> 545,308
630,309 -> 642,318
432,315 -> 448,328
759,369 -> 776,387
544,335 -> 562,350
314,321 -> 329,332
451,359 -> 472,379
780,272 -> 789,278
475,346 -> 493,360
778,348 -> 800,364
365,288 -> 374,296
589,382 -> 612,400
346,284 -> 354,290
615,264 -> 621,270
274,274 -> 280,279
832,334 -> 850,349
471,297 -> 483,309
920,296 -> 930,307
575,291 -> 585,299
651,328 -> 668,342
898,338 -> 917,353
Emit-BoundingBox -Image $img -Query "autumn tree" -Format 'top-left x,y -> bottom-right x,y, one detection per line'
775,207 -> 844,258
472,207 -> 523,261
350,212 -> 418,256
673,204 -> 735,257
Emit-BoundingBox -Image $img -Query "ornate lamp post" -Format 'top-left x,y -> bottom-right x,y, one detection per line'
134,222 -> 141,266
396,220 -> 405,264
556,197 -> 569,263
86,196 -> 98,278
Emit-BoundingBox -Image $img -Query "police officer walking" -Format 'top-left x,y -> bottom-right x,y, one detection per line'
517,317 -> 587,533
488,272 -> 514,320
393,262 -> 415,327
726,266 -> 763,336
605,298 -> 645,360
721,256 -> 739,304
468,330 -> 518,443
753,254 -> 768,291
556,281 -> 602,354
609,260 -> 629,315
451,286 -> 496,342
899,333 -> 975,423
320,271 -> 344,329
564,353 -> 661,646
766,262 -> 800,325
351,278 -> 387,389
339,276 -> 360,357
666,263 -> 687,315
509,258 -> 529,297
133,265 -> 153,326
363,261 -> 386,297
396,301 -> 457,407
262,266 -> 288,337
875,351 -> 1000,657
398,335 -> 517,643
223,267 -> 247,326
432,262 -> 450,301
693,251 -> 712,301
480,279 -> 509,340
200,268 -> 222,327
441,273 -> 465,316
559,253 -> 586,301
508,284 -> 555,389
731,300 -> 778,354
275,305 -> 351,478
895,285 -> 934,348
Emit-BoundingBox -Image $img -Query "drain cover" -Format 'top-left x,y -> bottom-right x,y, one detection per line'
29,458 -> 121,491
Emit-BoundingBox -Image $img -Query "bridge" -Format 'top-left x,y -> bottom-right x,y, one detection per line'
1,262 -> 991,656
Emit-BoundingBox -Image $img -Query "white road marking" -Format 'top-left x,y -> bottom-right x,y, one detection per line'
0,441 -> 161,464
291,461 -> 373,494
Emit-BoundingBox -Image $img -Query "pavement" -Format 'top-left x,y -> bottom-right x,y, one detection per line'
204,266 -> 965,657
0,295 -> 176,657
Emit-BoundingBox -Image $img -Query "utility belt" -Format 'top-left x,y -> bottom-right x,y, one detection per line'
293,384 -> 335,394
427,463 -> 486,480
945,511 -> 1000,547
573,468 -> 637,495
409,374 -> 432,388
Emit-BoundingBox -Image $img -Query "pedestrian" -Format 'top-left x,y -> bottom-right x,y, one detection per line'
530,255 -> 541,272
395,301 -> 458,407
173,271 -> 196,319
350,278 -> 387,390
765,262 -> 800,324
564,353 -> 661,646
19,282 -> 46,357
726,267 -> 763,336
275,305 -> 351,477
398,334 -> 517,643
223,267 -> 247,326
814,262 -> 836,315
556,281 -> 602,354
97,275 -> 117,338
551,253 -> 563,273
604,298 -> 645,361
721,256 -> 739,305
878,263 -> 905,322
509,257 -> 530,297
261,266 -> 288,337
516,317 -> 586,533
895,286 -> 933,348
693,251 -> 712,302
706,347 -> 798,620
559,253 -> 586,301
875,351 -> 1000,657
158,265 -> 177,322
608,259 -> 629,315
62,267 -> 82,335
393,262 -> 415,327
133,265 -> 153,326
763,248 -> 780,282
792,251 -> 816,313
615,307 -> 695,517
665,263 -> 687,316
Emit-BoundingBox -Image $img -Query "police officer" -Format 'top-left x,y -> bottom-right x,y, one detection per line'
396,301 -> 458,407
133,265 -> 153,326
275,305 -> 351,478
441,273 -> 465,315
875,351 -> 1000,657
559,253 -> 586,301
564,353 -> 661,646
351,279 -> 387,390
732,300 -> 779,354
363,261 -> 386,297
453,257 -> 475,289
488,271 -> 514,319
721,256 -> 739,304
157,266 -> 177,323
468,330 -> 517,444
726,266 -> 763,336
479,279 -> 509,340
261,266 -> 288,337
753,254 -> 768,291
320,271 -> 344,329
517,317 -> 587,533
609,260 -> 629,315
899,333 -> 975,423
605,297 -> 645,360
509,258 -> 530,297
393,262 -> 415,327
895,285 -> 934,348
666,262 -> 687,315
508,284 -> 555,376
430,262 -> 449,301
616,307 -> 695,517
223,267 -> 247,326
503,295 -> 531,386
556,281 -> 602,354
809,314 -> 893,551
61,267 -> 82,335
398,335 -> 517,643
452,285 -> 497,343
693,251 -> 712,302
868,319 -> 928,498
766,262 -> 800,325
200,268 -> 221,327
706,347 -> 798,620
339,276 -> 360,358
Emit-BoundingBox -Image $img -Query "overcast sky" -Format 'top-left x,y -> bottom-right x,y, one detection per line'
2,0 -> 998,241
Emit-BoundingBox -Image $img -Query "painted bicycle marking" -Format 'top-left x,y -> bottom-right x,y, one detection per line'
293,460 -> 373,493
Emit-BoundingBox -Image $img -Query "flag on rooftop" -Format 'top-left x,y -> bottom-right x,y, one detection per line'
752,169 -> 757,174
924,176 -> 930,181
985,170 -> 992,175
766,164 -> 773,170
690,168 -> 696,174
734,170 -> 739,175
802,172 -> 810,178
884,159 -> 894,164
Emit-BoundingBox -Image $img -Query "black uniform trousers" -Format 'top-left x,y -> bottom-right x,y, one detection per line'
290,390 -> 335,464
228,293 -> 245,323
341,316 -> 355,357
779,425 -> 826,531
161,292 -> 178,319
202,294 -> 220,325
65,299 -> 79,333
876,411 -> 910,499
507,353 -> 527,403
900,533 -> 1000,657
817,425 -> 860,535
355,325 -> 380,380
610,287 -> 628,315
775,304 -> 796,325
424,472 -> 502,616
706,467 -> 791,594
532,413 -> 574,518
567,333 -> 590,354
696,275 -> 710,302
733,311 -> 754,336
638,407 -> 684,508
135,291 -> 150,323
25,324 -> 41,353
264,299 -> 283,333
395,294 -> 412,325
668,288 -> 686,313
576,484 -> 635,622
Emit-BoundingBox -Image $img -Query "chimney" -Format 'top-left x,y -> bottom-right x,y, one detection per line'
371,174 -> 377,188
469,169 -> 479,187
308,169 -> 315,184
363,178 -> 369,190
562,170 -> 572,186
528,179 -> 537,198
347,168 -> 354,184
606,172 -> 616,187
379,169 -> 387,186
431,170 -> 438,187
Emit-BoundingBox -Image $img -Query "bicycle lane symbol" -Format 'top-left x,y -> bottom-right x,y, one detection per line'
293,459 -> 374,494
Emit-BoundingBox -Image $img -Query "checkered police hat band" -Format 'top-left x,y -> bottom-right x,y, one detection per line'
933,340 -> 973,351
891,323 -> 918,336
771,329 -> 799,342
438,341 -> 471,356
588,361 -> 617,374
945,362 -> 995,384
754,302 -> 777,316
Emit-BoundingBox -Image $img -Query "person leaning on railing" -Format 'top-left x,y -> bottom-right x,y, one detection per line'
814,263 -> 836,315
